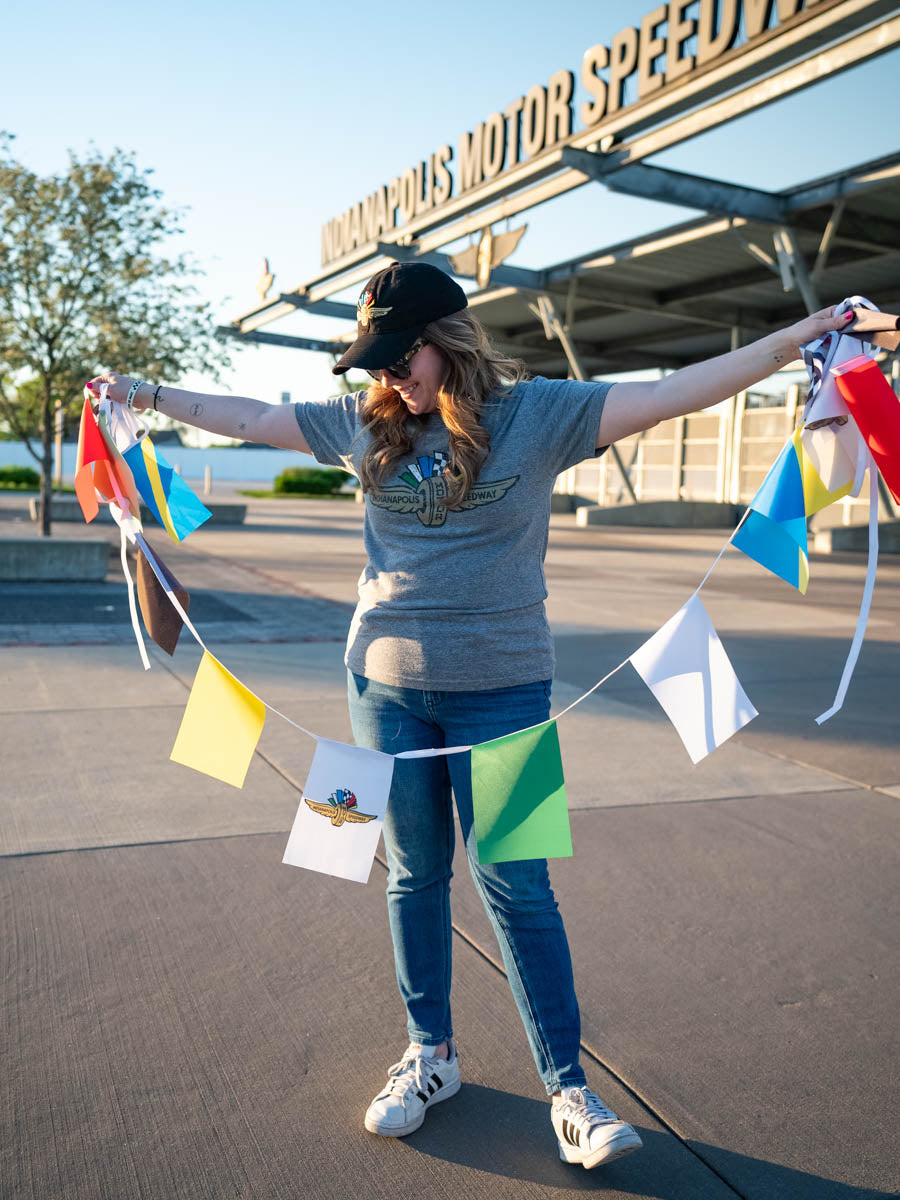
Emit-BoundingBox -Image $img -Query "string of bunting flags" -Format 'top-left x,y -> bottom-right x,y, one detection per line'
76,296 -> 899,885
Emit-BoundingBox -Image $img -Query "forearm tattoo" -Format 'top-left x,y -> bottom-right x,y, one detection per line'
189,402 -> 204,417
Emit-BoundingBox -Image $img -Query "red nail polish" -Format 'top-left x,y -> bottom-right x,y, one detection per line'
843,312 -> 854,321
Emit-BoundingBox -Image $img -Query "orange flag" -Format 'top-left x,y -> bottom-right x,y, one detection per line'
95,406 -> 143,518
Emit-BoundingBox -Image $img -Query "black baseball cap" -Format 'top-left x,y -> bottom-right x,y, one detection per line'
331,261 -> 467,375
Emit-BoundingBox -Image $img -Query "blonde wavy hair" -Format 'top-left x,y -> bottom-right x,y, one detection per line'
357,309 -> 528,507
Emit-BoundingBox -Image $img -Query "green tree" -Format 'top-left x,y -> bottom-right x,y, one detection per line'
0,135 -> 231,534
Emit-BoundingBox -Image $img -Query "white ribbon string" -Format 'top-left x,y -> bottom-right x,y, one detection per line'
260,702 -> 318,741
815,458 -> 880,724
692,504 -> 752,597
395,743 -> 473,759
135,531 -> 320,740
119,524 -> 151,671
89,384 -> 150,670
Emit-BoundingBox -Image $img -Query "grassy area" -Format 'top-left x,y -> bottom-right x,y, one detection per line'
0,483 -> 75,493
237,488 -> 355,500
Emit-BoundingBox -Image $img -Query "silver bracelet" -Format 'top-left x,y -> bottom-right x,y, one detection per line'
125,380 -> 144,409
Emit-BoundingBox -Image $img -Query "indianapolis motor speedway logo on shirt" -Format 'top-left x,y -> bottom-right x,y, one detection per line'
369,453 -> 519,526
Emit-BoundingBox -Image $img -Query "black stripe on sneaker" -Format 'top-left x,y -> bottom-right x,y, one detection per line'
427,1082 -> 436,1095
563,1119 -> 576,1146
416,1090 -> 429,1103
431,1073 -> 443,1089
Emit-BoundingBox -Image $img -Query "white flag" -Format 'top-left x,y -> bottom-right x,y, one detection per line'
282,738 -> 395,884
629,594 -> 758,764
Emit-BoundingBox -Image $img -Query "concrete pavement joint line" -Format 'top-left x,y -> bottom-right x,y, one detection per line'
556,677 -> 892,795
565,787 -> 861,813
369,851 -> 746,1199
736,741 -> 891,794
0,635 -> 346,648
581,668 -> 896,691
0,828 -> 291,860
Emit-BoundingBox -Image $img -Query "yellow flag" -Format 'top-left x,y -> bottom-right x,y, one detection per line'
795,427 -> 853,516
170,652 -> 265,787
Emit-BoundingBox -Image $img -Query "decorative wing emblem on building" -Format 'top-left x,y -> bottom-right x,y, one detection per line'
305,787 -> 377,827
449,224 -> 527,289
368,454 -> 519,525
357,289 -> 393,328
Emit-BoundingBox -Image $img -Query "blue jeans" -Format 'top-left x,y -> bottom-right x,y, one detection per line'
347,671 -> 586,1095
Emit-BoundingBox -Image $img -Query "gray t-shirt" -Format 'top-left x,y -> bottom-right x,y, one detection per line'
294,376 -> 610,690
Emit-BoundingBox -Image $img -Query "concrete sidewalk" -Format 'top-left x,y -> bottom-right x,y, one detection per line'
1,491 -> 898,1198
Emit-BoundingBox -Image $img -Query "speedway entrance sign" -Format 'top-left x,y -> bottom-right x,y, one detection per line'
319,0 -> 887,266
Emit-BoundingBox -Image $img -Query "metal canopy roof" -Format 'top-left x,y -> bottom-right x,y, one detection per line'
221,150 -> 900,380
415,151 -> 900,378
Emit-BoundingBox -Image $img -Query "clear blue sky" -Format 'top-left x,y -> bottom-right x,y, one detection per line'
5,0 -> 898,430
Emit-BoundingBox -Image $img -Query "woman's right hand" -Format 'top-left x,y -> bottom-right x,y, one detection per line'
86,373 -> 153,411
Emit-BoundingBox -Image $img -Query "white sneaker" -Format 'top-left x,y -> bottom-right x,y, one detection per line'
552,1086 -> 643,1169
364,1043 -> 461,1137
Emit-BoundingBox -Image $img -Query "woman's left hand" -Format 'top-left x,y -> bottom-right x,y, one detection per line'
782,306 -> 855,359
85,373 -> 152,410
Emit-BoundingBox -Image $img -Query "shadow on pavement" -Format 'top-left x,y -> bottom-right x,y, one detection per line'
684,1136 -> 899,1200
403,1086 -> 896,1198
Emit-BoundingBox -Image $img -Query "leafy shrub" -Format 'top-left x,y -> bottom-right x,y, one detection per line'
273,467 -> 352,495
0,465 -> 40,488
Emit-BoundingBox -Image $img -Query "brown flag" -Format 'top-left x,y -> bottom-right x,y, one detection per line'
136,546 -> 190,656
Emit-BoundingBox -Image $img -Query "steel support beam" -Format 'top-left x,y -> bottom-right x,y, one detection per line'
217,327 -> 347,354
561,151 -> 788,223
528,294 -> 640,503
782,151 -> 900,212
812,202 -> 846,281
236,294 -> 356,334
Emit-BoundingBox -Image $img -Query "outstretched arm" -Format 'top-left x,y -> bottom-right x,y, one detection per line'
595,307 -> 853,448
86,374 -> 312,455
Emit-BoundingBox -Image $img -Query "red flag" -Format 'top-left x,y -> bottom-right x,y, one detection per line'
833,356 -> 900,504
74,398 -> 111,522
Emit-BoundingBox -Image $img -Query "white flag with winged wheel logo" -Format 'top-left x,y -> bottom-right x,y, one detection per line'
283,738 -> 395,883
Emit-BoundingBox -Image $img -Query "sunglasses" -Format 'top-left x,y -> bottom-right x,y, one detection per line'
366,337 -> 427,381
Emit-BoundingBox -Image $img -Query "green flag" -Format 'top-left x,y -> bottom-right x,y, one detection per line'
471,720 -> 572,865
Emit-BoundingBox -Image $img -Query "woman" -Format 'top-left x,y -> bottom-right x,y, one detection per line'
89,261 -> 851,1171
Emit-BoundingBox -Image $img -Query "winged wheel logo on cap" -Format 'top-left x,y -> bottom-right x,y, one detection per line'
357,290 -> 392,328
